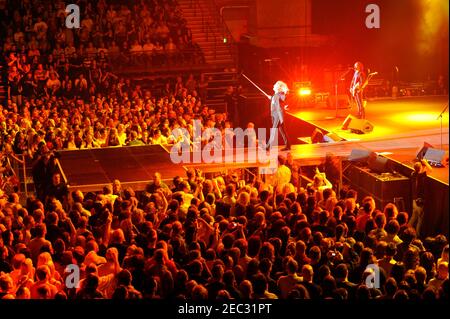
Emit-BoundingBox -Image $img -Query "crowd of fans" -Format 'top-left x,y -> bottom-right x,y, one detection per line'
0,156 -> 448,299
0,1 -> 217,208
1,66 -> 215,155
1,0 -> 210,162
0,3 -> 214,157
0,0 -> 448,302
0,0 -> 204,74
0,1 -> 215,155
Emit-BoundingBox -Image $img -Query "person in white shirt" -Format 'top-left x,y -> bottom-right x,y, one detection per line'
273,155 -> 291,193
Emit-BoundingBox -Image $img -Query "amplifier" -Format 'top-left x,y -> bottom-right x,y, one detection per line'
345,165 -> 411,212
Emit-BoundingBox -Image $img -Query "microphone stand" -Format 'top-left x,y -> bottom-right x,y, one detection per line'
241,73 -> 271,99
436,103 -> 448,150
335,68 -> 352,118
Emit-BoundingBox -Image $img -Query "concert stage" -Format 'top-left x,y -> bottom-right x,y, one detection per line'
290,95 -> 449,183
56,96 -> 448,236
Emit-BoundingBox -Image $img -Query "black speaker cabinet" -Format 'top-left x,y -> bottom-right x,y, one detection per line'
345,164 -> 411,213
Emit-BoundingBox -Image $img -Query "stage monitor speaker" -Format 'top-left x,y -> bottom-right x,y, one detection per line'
348,149 -> 374,162
345,164 -> 412,214
323,132 -> 344,143
415,142 -> 446,167
341,115 -> 374,134
423,148 -> 446,166
416,142 -> 434,160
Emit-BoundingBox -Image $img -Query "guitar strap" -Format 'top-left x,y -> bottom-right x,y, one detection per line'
361,74 -> 370,91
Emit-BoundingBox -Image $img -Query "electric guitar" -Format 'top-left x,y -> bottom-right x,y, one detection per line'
350,72 -> 378,97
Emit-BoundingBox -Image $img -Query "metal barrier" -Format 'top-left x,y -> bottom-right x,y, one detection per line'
3,153 -> 28,197
30,47 -> 206,75
107,48 -> 206,70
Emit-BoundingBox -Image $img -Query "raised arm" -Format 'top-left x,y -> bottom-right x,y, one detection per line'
65,215 -> 78,246
193,181 -> 205,202
212,178 -> 222,199
420,159 -> 433,174
322,174 -> 333,189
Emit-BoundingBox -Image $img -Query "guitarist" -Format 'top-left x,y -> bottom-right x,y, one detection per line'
349,61 -> 366,119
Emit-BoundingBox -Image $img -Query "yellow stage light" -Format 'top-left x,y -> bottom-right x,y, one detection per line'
298,88 -> 312,96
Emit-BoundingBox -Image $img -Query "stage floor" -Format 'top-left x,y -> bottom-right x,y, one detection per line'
58,145 -> 187,192
290,95 -> 449,142
289,96 -> 449,184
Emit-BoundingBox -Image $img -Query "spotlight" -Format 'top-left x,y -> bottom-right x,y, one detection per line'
298,87 -> 312,96
293,81 -> 312,96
